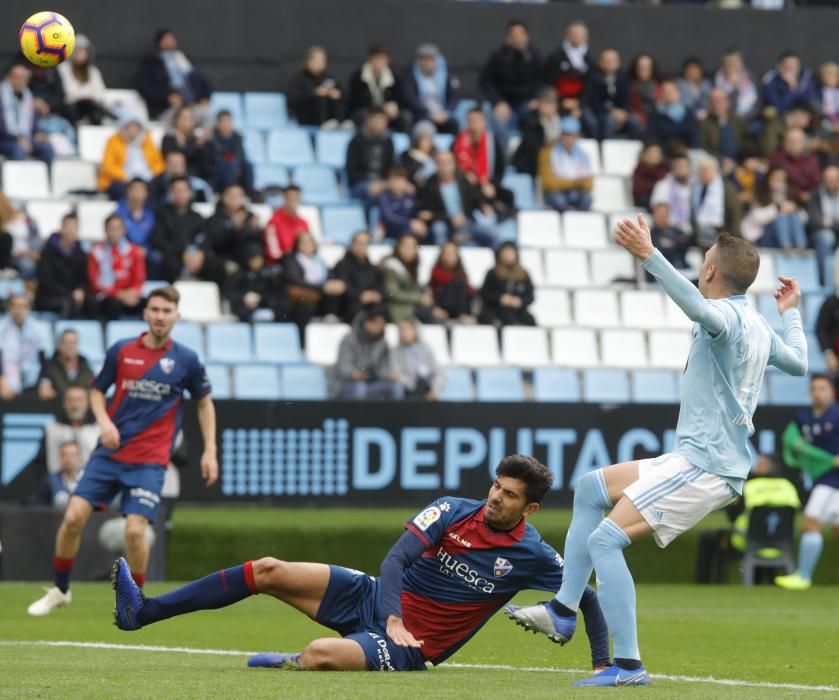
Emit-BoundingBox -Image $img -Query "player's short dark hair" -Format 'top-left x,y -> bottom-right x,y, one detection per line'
367,106 -> 387,119
147,286 -> 180,306
713,233 -> 760,295
216,109 -> 232,120
104,213 -> 124,229
284,184 -> 301,195
496,455 -> 553,504
507,19 -> 528,32
811,373 -> 833,386
61,211 -> 78,224
169,175 -> 191,189
468,107 -> 485,118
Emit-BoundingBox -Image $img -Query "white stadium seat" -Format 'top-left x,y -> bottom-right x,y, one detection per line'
2,161 -> 50,199
602,140 -> 644,177
579,138 -> 602,175
192,202 -> 215,219
600,329 -> 649,368
451,326 -> 501,366
517,210 -> 561,249
592,175 -> 631,213
27,200 -> 74,237
648,329 -> 693,369
502,326 -> 550,368
562,212 -> 608,249
77,201 -> 117,242
544,249 -> 591,288
298,204 -> 323,242
51,160 -> 97,196
519,248 -> 545,287
621,290 -> 667,329
608,211 -> 649,238
318,243 -> 345,269
590,249 -> 636,286
750,250 -> 777,293
419,324 -> 451,366
78,125 -> 115,162
531,288 -> 572,327
103,89 -> 150,123
367,244 -> 390,266
460,247 -> 496,288
418,245 -> 439,284
663,295 -> 695,329
250,203 -> 273,228
551,328 -> 599,367
305,323 -> 351,365
174,281 -> 223,322
573,289 -> 621,328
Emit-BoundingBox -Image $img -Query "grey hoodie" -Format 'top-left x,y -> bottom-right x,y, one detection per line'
335,316 -> 395,381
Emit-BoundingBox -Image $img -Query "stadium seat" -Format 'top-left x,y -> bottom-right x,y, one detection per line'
602,139 -> 643,177
0,278 -> 25,301
243,129 -> 268,164
103,89 -> 149,122
433,134 -> 454,152
579,138 -> 602,174
544,250 -> 592,288
298,205 -> 323,241
254,323 -> 303,364
631,369 -> 680,404
418,245 -> 439,283
551,328 -> 599,367
192,202 -> 216,219
592,175 -> 631,213
519,248 -> 545,287
767,373 -> 810,406
367,244 -> 390,266
532,367 -> 581,402
460,247 -> 496,288
600,329 -> 648,368
439,367 -> 473,401
210,92 -> 245,126
174,281 -> 224,322
573,289 -> 621,328
267,128 -> 315,167
582,368 -> 630,403
77,201 -> 117,242
292,165 -> 342,205
757,293 -> 784,332
171,322 -> 205,360
2,161 -> 50,199
78,125 -> 115,162
315,130 -> 354,169
233,364 -> 281,400
648,329 -> 693,369
824,254 -> 834,290
419,324 -> 451,365
476,367 -> 525,402
281,365 -> 328,400
244,92 -> 288,130
663,295 -> 695,329
205,364 -> 231,399
590,249 -> 636,286
562,212 -> 608,249
517,210 -> 561,248
305,323 -> 350,365
55,320 -> 104,365
319,243 -> 345,269
750,250 -> 777,293
106,320 -> 147,347
531,288 -> 572,327
391,132 -> 410,156
774,254 -> 820,294
206,323 -> 254,364
253,163 -> 289,190
27,200 -> 74,239
451,326 -> 501,366
803,292 -> 827,332
51,160 -> 96,196
621,290 -> 667,329
501,173 -> 535,209
501,326 -> 550,367
321,205 -> 367,245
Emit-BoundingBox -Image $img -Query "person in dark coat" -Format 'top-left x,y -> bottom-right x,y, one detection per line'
203,184 -> 263,287
37,329 -> 95,402
225,249 -> 287,323
346,44 -> 408,131
543,21 -> 590,113
582,48 -> 640,140
429,241 -> 475,323
208,110 -> 254,195
326,230 -> 383,323
34,213 -> 90,318
631,142 -> 669,209
513,88 -> 561,176
400,44 -> 460,135
287,46 -> 344,128
161,105 -> 211,180
478,241 -> 535,327
149,176 -> 208,283
649,78 -> 699,151
346,107 -> 395,204
816,294 -> 839,375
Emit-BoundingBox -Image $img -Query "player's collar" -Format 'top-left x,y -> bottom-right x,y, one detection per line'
475,504 -> 527,542
137,332 -> 174,352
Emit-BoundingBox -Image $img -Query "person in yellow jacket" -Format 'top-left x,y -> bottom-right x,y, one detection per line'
538,116 -> 593,213
98,114 -> 164,201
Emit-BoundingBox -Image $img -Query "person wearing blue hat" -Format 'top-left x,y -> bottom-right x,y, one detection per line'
538,116 -> 593,212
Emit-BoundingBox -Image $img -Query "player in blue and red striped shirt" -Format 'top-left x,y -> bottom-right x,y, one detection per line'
111,455 -> 610,673
27,286 -> 218,617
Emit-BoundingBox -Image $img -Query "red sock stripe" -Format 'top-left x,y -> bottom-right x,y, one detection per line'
131,572 -> 147,588
53,556 -> 74,573
243,560 -> 257,594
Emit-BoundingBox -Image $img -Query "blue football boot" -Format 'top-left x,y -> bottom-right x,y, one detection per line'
504,602 -> 577,644
111,557 -> 145,631
572,663 -> 651,687
248,653 -> 302,669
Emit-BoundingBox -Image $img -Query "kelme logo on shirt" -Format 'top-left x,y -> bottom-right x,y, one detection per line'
413,506 -> 441,531
493,557 -> 513,577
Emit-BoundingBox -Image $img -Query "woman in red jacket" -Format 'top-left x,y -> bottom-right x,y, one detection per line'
428,241 -> 475,323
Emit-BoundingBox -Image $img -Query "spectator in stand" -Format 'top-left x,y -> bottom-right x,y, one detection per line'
741,168 -> 807,250
678,57 -> 711,119
733,146 -> 768,209
87,214 -> 146,320
204,184 -> 262,286
0,293 -> 49,400
379,234 -> 438,323
762,51 -> 818,116
346,107 -> 395,206
650,152 -> 693,234
0,63 -> 54,166
539,116 -> 593,213
691,158 -> 741,249
283,231 -> 346,330
136,29 -> 212,122
582,48 -> 639,141
31,440 -> 82,509
57,34 -> 111,125
377,167 -> 427,241
208,109 -> 254,195
116,178 -> 155,252
98,113 -> 164,201
513,87 -> 561,177
288,46 -> 346,129
32,96 -> 76,157
161,105 -> 210,179
394,318 -> 443,401
478,242 -> 535,327
264,185 -> 309,264
149,148 -> 213,206
225,249 -> 286,323
327,230 -> 383,323
649,203 -> 692,275
543,21 -> 590,114
806,165 -> 839,283
816,62 -> 839,136
37,329 -> 94,402
479,20 -> 543,140
150,176 -> 208,283
0,192 -> 41,279
335,306 -> 403,400
34,213 -> 89,318
400,120 -> 437,188
714,48 -> 759,119
418,150 -> 497,247
650,78 -> 699,150
817,294 -> 839,375
347,44 -> 408,132
27,59 -> 67,120
627,53 -> 661,129
632,142 -> 669,209
429,241 -> 475,323
769,126 -> 821,203
700,89 -> 746,173
401,44 -> 460,135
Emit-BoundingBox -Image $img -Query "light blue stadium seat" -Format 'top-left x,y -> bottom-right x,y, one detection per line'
233,364 -> 281,399
0,278 -> 25,299
501,173 -> 535,209
767,372 -> 810,406
206,323 -> 253,364
292,165 -> 342,205
583,369 -> 630,403
391,132 -> 410,155
803,292 -> 827,332
254,163 -> 290,191
267,128 -> 315,167
281,365 -> 327,400
321,205 -> 367,245
106,320 -> 147,348
824,254 -> 834,290
205,364 -> 231,399
757,294 -> 783,332
631,369 -> 680,404
55,320 -> 104,364
433,133 -> 454,152
210,92 -> 244,126
141,280 -> 168,298
774,255 -> 820,294
171,321 -> 205,360
243,129 -> 268,164
454,99 -> 479,130
244,92 -> 288,130
807,333 -> 827,374
254,323 -> 302,363
439,367 -> 473,401
315,130 -> 354,169
476,367 -> 524,402
532,367 -> 580,402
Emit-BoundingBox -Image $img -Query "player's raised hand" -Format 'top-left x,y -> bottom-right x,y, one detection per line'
201,449 -> 219,487
615,214 -> 655,261
99,418 -> 120,450
774,275 -> 801,315
386,615 -> 424,648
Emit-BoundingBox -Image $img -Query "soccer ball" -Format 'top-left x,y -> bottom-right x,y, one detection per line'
19,11 -> 75,68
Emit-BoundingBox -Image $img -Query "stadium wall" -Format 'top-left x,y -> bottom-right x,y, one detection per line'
1,1 -> 838,99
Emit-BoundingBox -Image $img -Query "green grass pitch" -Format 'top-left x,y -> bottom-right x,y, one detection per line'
1,582 -> 838,698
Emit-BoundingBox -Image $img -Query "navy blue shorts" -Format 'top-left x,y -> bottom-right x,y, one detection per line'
315,565 -> 427,672
73,456 -> 165,523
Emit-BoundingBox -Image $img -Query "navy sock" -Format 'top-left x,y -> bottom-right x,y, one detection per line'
53,557 -> 74,594
615,657 -> 642,671
578,586 -> 611,669
549,599 -> 576,617
136,562 -> 256,626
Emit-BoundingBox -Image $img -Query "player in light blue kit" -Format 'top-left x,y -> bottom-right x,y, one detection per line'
507,216 -> 808,687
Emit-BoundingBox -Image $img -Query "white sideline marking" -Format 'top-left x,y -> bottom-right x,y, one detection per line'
0,640 -> 836,693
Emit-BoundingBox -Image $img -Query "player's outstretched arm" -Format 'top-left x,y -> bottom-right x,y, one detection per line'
379,530 -> 426,648
769,276 -> 808,376
197,395 -> 218,487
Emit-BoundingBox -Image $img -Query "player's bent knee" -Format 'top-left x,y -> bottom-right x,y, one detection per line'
251,557 -> 288,591
62,506 -> 89,533
124,521 -> 147,545
300,639 -> 363,671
